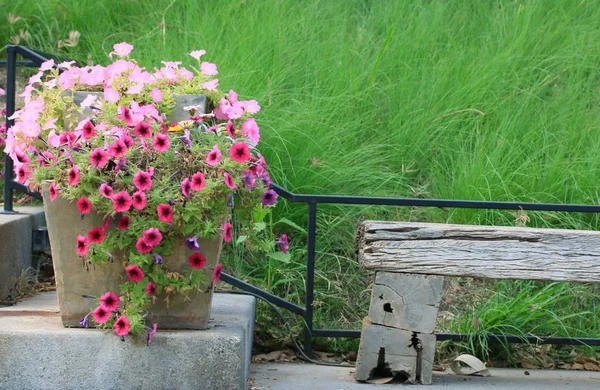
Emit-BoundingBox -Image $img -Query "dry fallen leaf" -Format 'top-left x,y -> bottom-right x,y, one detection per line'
571,363 -> 585,370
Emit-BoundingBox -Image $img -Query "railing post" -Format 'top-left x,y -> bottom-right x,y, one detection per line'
304,201 -> 317,358
2,46 -> 17,214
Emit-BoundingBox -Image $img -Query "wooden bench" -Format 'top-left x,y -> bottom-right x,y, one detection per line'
354,221 -> 600,384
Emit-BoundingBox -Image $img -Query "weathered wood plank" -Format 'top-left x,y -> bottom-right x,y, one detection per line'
357,221 -> 600,283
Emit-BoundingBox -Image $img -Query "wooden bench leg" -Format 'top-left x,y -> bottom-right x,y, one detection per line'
355,272 -> 444,385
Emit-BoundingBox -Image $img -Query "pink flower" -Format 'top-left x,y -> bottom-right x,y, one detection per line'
76,235 -> 89,257
82,121 -> 96,140
206,144 -> 222,166
224,172 -> 236,189
241,118 -> 260,145
16,165 -> 31,183
114,315 -> 131,337
223,222 -> 233,243
132,191 -> 147,210
157,204 -> 173,223
145,281 -> 157,295
126,84 -> 144,94
89,148 -> 109,168
213,263 -> 223,284
134,122 -> 152,138
241,169 -> 256,190
102,217 -> 110,231
47,130 -> 60,147
226,120 -> 236,138
228,103 -> 244,120
277,234 -> 289,253
136,237 -> 153,254
49,181 -> 58,201
189,50 -> 206,60
188,252 -> 206,270
150,88 -> 163,102
126,265 -> 144,282
108,139 -> 127,158
142,228 -> 163,247
116,106 -> 136,126
241,100 -> 261,114
76,197 -> 93,215
133,170 -> 153,191
181,178 -> 191,199
40,59 -> 55,71
99,183 -> 113,198
229,143 -> 250,163
88,227 -> 105,243
152,133 -> 170,152
117,216 -> 131,230
92,306 -> 111,324
261,189 -> 278,206
202,79 -> 219,91
191,172 -> 206,191
201,62 -> 218,76
104,87 -> 120,103
100,291 -> 120,312
112,191 -> 132,213
113,42 -> 134,57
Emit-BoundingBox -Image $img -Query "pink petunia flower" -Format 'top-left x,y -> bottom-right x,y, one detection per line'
206,145 -> 222,166
113,42 -> 134,57
100,291 -> 120,311
122,135 -> 134,148
142,228 -> 163,247
202,79 -> 219,91
223,222 -> 233,243
152,133 -> 170,152
229,142 -> 250,163
212,263 -> 223,284
241,169 -> 256,190
241,118 -> 260,145
150,88 -> 163,102
111,191 -> 132,213
224,172 -> 236,190
191,172 -> 206,192
189,50 -> 206,60
76,197 -> 93,215
277,234 -> 289,253
104,87 -> 120,103
261,189 -> 278,206
132,191 -> 148,210
89,148 -> 109,168
133,170 -> 153,191
241,99 -> 261,114
181,178 -> 191,199
108,139 -> 127,158
49,181 -> 58,201
117,216 -> 131,230
76,235 -> 89,257
99,183 -> 113,198
88,227 -> 105,243
226,120 -> 236,138
135,237 -> 153,254
92,305 -> 111,324
188,252 -> 206,270
114,315 -> 131,337
157,204 -> 173,223
16,165 -> 31,183
134,121 -> 152,138
125,265 -> 144,282
39,59 -> 55,72
82,121 -> 96,140
201,62 -> 218,76
145,281 -> 157,295
102,217 -> 111,232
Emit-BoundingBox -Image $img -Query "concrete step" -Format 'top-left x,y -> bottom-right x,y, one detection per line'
0,291 -> 255,390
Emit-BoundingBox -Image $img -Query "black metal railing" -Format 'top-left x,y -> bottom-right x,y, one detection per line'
4,45 -> 600,358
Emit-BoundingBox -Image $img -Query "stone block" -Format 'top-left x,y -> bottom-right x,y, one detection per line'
0,213 -> 33,304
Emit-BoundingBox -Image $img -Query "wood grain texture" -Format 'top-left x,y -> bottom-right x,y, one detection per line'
357,221 -> 600,282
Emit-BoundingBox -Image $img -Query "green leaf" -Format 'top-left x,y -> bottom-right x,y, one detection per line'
267,251 -> 291,263
235,235 -> 248,245
253,222 -> 267,232
275,217 -> 307,235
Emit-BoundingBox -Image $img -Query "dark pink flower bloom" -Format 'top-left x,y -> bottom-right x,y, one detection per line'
223,222 -> 233,243
114,315 -> 131,336
16,165 -> 31,183
147,323 -> 158,345
125,264 -> 144,282
122,135 -> 134,148
15,150 -> 31,164
191,172 -> 206,191
241,170 -> 256,190
112,191 -> 132,213
145,281 -> 157,295
142,228 -> 163,247
116,106 -> 134,126
102,217 -> 111,231
206,145 -> 221,166
181,178 -> 191,198
277,234 -> 289,253
132,191 -> 147,210
157,203 -> 173,223
212,263 -> 223,284
99,183 -> 113,198
92,306 -> 111,324
224,172 -> 236,189
229,142 -> 250,163
87,227 -> 105,243
108,139 -> 127,158
152,133 -> 170,152
89,148 -> 109,168
76,197 -> 93,214
136,237 -> 153,254
100,291 -> 120,311
68,165 -> 80,186
226,120 -> 236,138
49,181 -> 58,201
133,170 -> 152,191
76,234 -> 89,257
117,216 -> 131,230
82,121 -> 96,140
134,121 -> 152,138
261,189 -> 278,206
188,252 -> 206,270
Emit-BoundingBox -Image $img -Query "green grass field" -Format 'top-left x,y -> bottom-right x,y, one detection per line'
3,0 -> 600,362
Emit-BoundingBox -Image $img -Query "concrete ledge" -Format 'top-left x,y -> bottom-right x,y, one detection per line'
0,292 -> 255,390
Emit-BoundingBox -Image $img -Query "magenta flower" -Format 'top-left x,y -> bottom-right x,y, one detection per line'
113,42 -> 134,57
224,172 -> 236,190
241,118 -> 260,145
76,234 -> 89,257
152,133 -> 170,152
122,135 -> 134,148
241,170 -> 256,190
185,236 -> 200,251
92,306 -> 111,324
212,263 -> 223,284
100,291 -> 120,312
191,172 -> 206,191
226,120 -> 236,138
99,183 -> 113,198
82,121 -> 96,140
49,181 -> 58,201
111,191 -> 132,213
116,106 -> 135,126
76,197 -> 93,215
108,139 -> 127,158
145,281 -> 157,295
157,203 -> 173,223
181,178 -> 191,199
134,121 -> 152,138
229,142 -> 250,163
136,237 -> 153,254
132,191 -> 148,210
261,189 -> 278,206
223,222 -> 233,243
277,234 -> 289,253
188,252 -> 206,270
133,170 -> 153,191
114,315 -> 131,337
117,216 -> 131,230
126,265 -> 144,283
16,165 -> 31,183
89,148 -> 109,168
142,228 -> 163,247
68,165 -> 80,186
102,217 -> 111,232
146,323 -> 158,345
87,227 -> 105,244
206,144 -> 222,166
